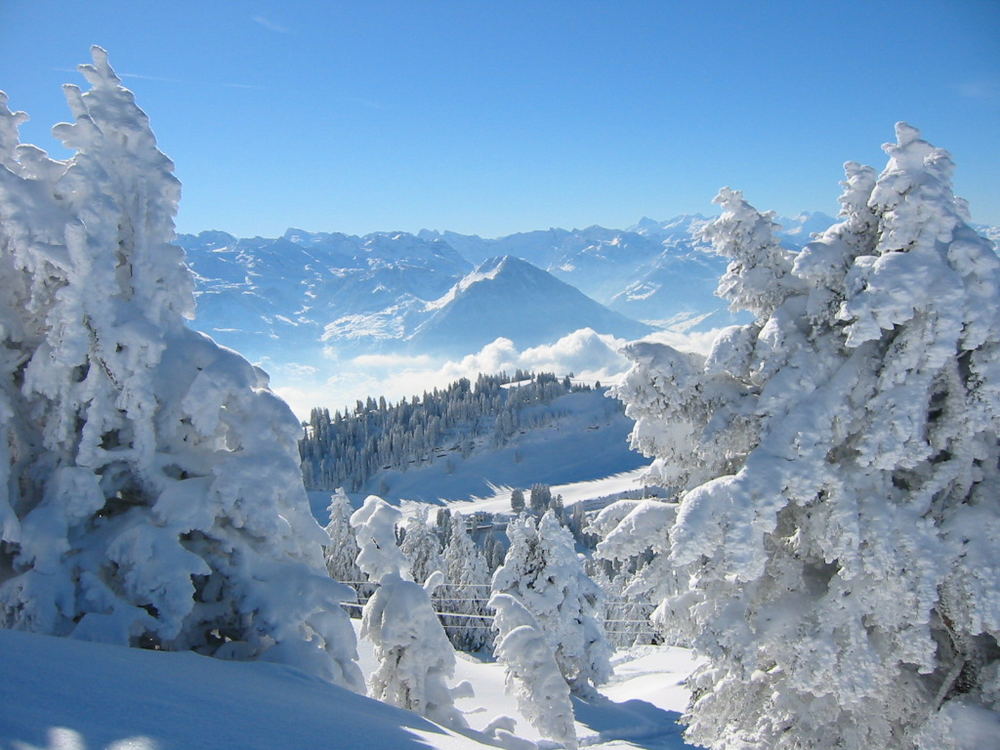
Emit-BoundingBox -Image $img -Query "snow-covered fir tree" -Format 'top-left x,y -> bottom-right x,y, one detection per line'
399,507 -> 445,586
351,496 -> 469,728
441,511 -> 492,652
510,488 -> 525,513
489,592 -> 577,750
611,123 -> 1000,749
323,488 -> 362,584
0,49 -> 362,690
491,511 -> 611,696
588,498 -> 684,648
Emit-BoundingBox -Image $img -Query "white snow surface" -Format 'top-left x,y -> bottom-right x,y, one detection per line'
0,621 -> 701,749
436,466 -> 654,517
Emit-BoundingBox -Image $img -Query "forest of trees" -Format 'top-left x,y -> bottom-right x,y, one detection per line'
300,371 -> 595,490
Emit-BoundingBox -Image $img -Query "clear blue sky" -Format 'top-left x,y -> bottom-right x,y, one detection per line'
2,1 -> 998,237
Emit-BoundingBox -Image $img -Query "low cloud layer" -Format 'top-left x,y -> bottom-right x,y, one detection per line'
270,326 -> 724,420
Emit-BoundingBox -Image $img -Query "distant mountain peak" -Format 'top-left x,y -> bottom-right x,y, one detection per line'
410,256 -> 652,355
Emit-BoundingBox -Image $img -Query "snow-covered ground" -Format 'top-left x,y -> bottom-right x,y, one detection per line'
0,621 -> 699,750
437,465 -> 656,516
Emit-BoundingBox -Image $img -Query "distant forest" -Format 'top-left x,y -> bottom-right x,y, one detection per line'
300,371 -> 602,491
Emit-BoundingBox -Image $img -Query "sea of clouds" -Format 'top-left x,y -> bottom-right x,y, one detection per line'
264,326 -> 724,420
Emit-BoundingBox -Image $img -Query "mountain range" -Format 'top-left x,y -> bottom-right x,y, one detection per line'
178,212 -> 847,366
180,213 -> 998,368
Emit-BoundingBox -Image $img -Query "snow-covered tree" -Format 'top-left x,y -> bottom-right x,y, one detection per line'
0,48 -> 362,691
528,484 -> 551,515
491,511 -> 611,696
612,123 -> 1000,749
349,495 -> 408,582
352,496 -> 469,728
510,488 -> 525,513
589,499 -> 684,647
442,511 -> 491,652
585,499 -> 678,648
490,592 -> 577,750
399,507 -> 445,586
323,488 -> 362,584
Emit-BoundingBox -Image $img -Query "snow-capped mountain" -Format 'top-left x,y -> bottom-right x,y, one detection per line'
178,211 -> 878,366
179,229 -> 473,361
407,256 -> 653,355
180,228 -> 656,363
416,224 -> 677,318
418,212 -> 838,323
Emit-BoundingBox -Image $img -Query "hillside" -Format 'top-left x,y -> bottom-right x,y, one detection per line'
0,622 -> 701,750
301,372 -> 647,510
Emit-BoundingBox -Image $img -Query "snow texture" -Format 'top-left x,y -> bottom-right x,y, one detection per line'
612,123 -> 1000,749
0,48 -> 362,691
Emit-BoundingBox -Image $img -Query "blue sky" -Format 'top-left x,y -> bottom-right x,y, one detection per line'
2,1 -> 998,237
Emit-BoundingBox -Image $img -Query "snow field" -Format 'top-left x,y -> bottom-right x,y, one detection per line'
0,622 -> 699,750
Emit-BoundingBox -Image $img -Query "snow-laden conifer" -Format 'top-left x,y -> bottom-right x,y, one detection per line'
323,488 -> 362,584
0,49 -> 362,691
442,511 -> 491,652
352,496 -> 469,727
587,499 -> 681,647
491,511 -> 611,696
400,507 -> 445,586
612,123 -> 1000,749
489,592 -> 577,750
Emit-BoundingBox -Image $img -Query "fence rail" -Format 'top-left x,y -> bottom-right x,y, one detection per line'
335,580 -> 659,639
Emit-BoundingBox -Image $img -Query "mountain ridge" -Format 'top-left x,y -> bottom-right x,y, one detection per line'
178,212 -> 998,368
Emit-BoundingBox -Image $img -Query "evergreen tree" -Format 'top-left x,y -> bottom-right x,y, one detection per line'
510,488 -> 525,513
0,49 -> 362,690
611,124 -> 1000,749
435,507 -> 453,547
323,489 -> 362,584
489,592 -> 577,750
442,511 -> 491,652
352,496 -> 468,729
528,484 -> 551,515
549,492 -> 564,519
399,508 -> 445,586
491,511 -> 611,696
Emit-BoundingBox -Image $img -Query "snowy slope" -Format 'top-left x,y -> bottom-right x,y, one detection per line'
356,620 -> 701,749
305,388 -> 648,515
0,621 -> 701,750
408,256 -> 653,355
0,628 -> 476,750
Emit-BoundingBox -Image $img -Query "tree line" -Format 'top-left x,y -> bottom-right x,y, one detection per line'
300,371 -> 596,490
